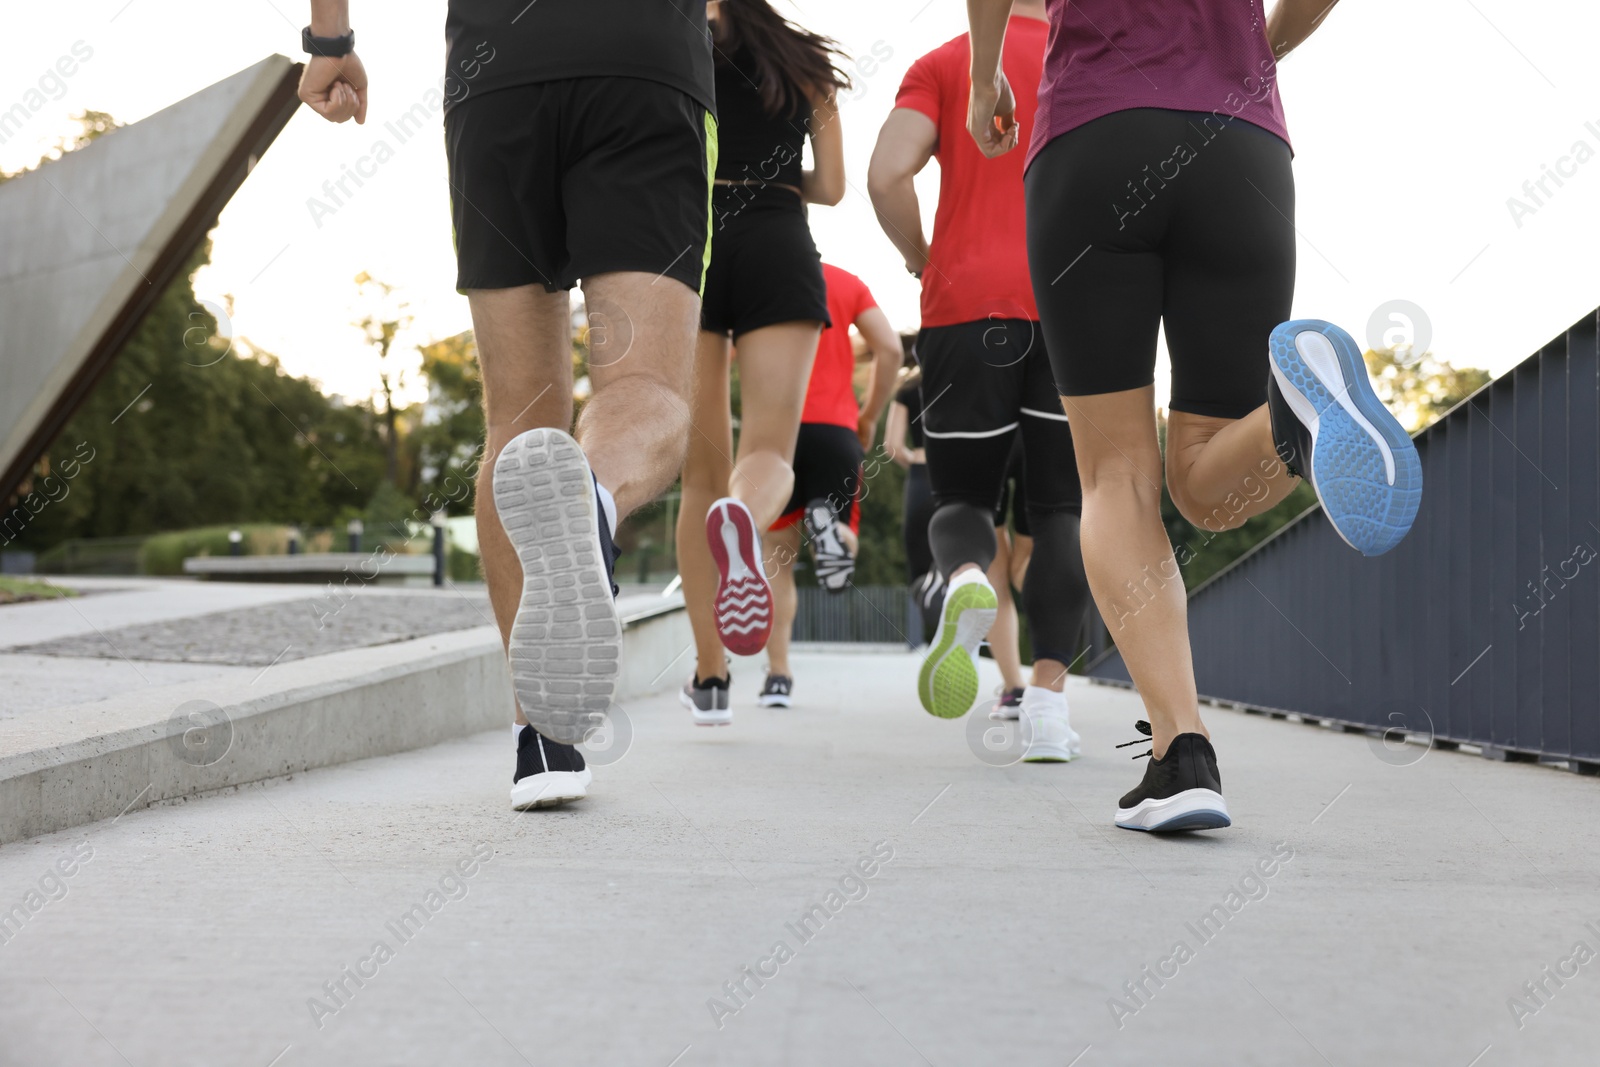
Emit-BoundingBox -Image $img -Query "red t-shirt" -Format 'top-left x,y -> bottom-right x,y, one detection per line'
895,16 -> 1046,328
803,263 -> 878,429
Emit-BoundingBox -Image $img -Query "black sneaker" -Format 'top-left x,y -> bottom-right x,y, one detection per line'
679,674 -> 732,726
494,428 -> 622,745
594,474 -> 620,598
511,724 -> 592,810
1114,723 -> 1231,831
913,570 -> 946,646
757,673 -> 793,708
804,499 -> 855,593
988,686 -> 1025,721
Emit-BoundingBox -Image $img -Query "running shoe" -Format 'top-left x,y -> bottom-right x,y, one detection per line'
758,673 -> 793,708
1020,686 -> 1080,762
989,686 -> 1026,721
804,498 -> 855,593
1267,319 -> 1422,557
917,569 -> 998,718
706,497 -> 773,655
495,428 -> 621,746
680,675 -> 732,726
1114,722 -> 1230,831
511,724 -> 592,810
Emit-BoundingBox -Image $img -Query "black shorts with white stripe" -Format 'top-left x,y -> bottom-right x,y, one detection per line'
914,319 -> 1082,516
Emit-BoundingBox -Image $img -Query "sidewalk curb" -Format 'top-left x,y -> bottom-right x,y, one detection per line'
0,605 -> 690,847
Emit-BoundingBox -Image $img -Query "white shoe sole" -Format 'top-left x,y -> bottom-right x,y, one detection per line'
757,695 -> 792,708
1021,726 -> 1080,762
495,429 -> 621,746
989,706 -> 1021,721
1115,788 -> 1232,832
679,686 -> 732,726
1022,740 -> 1080,762
509,768 -> 591,810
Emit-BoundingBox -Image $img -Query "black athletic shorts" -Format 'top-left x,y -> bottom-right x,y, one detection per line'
1026,108 -> 1296,419
774,423 -> 863,533
915,319 -> 1081,516
445,77 -> 715,294
701,187 -> 830,337
994,440 -> 1032,536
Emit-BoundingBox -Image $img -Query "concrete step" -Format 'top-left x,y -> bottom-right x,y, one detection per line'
0,598 -> 690,847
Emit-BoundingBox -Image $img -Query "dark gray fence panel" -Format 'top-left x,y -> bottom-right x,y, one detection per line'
1570,316 -> 1600,757
1088,309 -> 1600,767
793,585 -> 909,644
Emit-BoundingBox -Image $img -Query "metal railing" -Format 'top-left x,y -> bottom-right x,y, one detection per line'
1088,308 -> 1600,772
793,585 -> 911,644
32,536 -> 147,575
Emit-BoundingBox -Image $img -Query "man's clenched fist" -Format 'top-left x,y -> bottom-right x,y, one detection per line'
299,53 -> 368,124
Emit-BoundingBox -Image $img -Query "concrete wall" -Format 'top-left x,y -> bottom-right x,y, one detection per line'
0,55 -> 299,499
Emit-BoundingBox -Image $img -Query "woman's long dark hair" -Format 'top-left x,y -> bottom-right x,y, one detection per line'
711,0 -> 851,117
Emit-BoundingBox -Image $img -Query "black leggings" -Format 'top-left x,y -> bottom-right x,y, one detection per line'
902,463 -> 935,582
927,504 -> 1089,667
1026,108 -> 1296,420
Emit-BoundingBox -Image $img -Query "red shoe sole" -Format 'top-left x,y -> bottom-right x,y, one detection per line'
706,499 -> 773,656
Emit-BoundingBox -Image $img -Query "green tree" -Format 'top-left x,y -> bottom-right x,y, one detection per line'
352,272 -> 413,486
413,331 -> 486,515
6,244 -> 389,550
0,110 -> 121,186
1363,346 -> 1492,433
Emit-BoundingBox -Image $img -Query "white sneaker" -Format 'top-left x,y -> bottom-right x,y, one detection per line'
1021,686 -> 1080,762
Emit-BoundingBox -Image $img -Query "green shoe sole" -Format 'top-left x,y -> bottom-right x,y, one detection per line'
918,581 -> 997,718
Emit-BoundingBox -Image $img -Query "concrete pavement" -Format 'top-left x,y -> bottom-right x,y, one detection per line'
1,649 -> 1596,1066
0,577 -> 689,844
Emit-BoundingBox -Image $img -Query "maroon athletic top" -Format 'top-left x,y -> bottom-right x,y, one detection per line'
1027,0 -> 1290,168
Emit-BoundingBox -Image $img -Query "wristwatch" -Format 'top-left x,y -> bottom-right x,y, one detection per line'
302,25 -> 355,57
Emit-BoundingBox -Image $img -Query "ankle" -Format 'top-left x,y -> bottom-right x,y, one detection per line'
1149,718 -> 1209,759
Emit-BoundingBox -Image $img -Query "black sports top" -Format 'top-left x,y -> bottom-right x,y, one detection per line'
712,48 -> 810,189
443,0 -> 716,116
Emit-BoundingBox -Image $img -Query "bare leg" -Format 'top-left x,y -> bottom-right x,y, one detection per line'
579,272 -> 700,518
468,286 -> 575,727
1009,532 -> 1033,592
763,522 -> 802,678
678,321 -> 821,681
471,274 -> 699,728
1165,406 -> 1299,532
986,527 -> 1025,692
1030,657 -> 1068,693
728,322 -> 822,527
677,332 -> 737,682
838,523 -> 858,557
1062,386 -> 1203,758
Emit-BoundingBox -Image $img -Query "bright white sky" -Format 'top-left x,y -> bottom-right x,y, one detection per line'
5,1 -> 1600,411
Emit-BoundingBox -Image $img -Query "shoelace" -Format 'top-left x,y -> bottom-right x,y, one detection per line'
1115,720 -> 1154,760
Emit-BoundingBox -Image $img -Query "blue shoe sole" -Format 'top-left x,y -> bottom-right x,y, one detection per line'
1270,319 -> 1422,557
1143,810 -> 1232,832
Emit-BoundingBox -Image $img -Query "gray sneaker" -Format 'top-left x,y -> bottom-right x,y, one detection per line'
494,428 -> 620,746
679,675 -> 732,726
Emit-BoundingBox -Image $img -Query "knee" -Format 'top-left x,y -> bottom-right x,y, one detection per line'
1168,477 -> 1245,533
680,457 -> 726,494
1078,458 -> 1163,514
